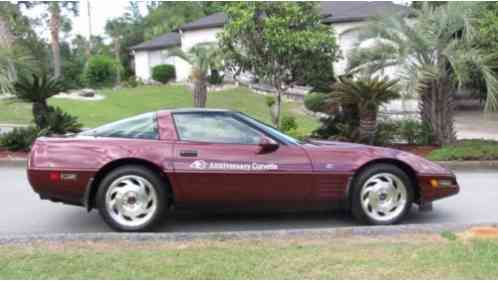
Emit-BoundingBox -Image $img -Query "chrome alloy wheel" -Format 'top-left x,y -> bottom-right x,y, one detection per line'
360,173 -> 408,222
105,175 -> 158,228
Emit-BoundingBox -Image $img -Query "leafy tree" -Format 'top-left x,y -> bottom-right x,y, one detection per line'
0,2 -> 38,93
328,76 -> 400,144
143,2 -> 206,40
476,2 -> 498,51
347,2 -> 498,145
166,43 -> 222,107
219,2 -> 340,127
13,73 -> 66,129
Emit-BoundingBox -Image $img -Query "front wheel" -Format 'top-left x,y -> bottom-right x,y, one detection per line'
96,165 -> 168,232
351,164 -> 414,225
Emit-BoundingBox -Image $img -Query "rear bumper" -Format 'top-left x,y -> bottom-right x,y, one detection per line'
27,168 -> 94,207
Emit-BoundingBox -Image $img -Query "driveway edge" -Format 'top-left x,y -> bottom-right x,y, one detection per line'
1,222 -> 496,245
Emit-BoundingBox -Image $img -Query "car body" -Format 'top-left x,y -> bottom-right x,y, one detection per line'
27,109 -> 459,231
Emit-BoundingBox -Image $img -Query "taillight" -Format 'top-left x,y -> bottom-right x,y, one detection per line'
49,171 -> 60,182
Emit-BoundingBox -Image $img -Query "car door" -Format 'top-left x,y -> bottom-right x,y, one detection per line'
171,111 -> 313,208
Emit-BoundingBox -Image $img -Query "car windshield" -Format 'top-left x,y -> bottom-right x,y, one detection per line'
235,112 -> 302,145
79,112 -> 159,139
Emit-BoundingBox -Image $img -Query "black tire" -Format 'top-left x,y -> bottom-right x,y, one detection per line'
96,165 -> 169,232
351,164 -> 414,225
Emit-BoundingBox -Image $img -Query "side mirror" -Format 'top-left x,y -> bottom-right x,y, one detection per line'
258,136 -> 279,153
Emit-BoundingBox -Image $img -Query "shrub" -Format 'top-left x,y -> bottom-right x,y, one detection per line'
304,92 -> 329,113
61,58 -> 85,89
0,126 -> 40,151
124,76 -> 139,88
265,96 -> 276,108
83,55 -> 118,88
280,115 -> 298,132
374,121 -> 400,146
397,119 -> 434,145
398,119 -> 419,144
286,128 -> 307,141
42,106 -> 83,135
311,104 -> 360,141
208,69 -> 224,85
152,64 -> 175,84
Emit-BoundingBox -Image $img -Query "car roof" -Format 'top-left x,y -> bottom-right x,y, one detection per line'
158,108 -> 234,114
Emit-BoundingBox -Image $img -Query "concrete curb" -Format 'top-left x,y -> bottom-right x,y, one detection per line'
436,161 -> 498,169
0,222 -> 496,245
0,159 -> 26,166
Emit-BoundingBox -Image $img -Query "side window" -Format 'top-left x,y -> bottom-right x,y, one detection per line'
79,113 -> 159,139
173,113 -> 262,144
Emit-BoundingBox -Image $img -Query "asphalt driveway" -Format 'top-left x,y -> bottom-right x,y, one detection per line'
1,163 -> 497,234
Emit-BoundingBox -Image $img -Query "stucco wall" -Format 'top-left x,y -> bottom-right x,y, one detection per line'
173,27 -> 223,81
134,49 -> 176,82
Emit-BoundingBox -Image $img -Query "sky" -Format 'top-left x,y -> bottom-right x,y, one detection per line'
21,0 -> 149,42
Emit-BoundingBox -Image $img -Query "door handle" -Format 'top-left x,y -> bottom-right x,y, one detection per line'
179,150 -> 198,157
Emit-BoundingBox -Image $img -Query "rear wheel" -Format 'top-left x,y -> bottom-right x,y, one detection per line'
351,164 -> 413,225
96,165 -> 168,232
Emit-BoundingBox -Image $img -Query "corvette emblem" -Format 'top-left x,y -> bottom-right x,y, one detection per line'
190,160 -> 208,170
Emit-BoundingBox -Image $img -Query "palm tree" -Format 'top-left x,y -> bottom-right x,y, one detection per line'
346,2 -> 498,145
166,43 -> 222,107
45,2 -> 79,78
105,18 -> 127,83
13,73 -> 66,129
329,76 -> 400,144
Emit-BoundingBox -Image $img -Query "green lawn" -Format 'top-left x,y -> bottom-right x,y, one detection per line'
427,139 -> 498,161
0,235 -> 497,279
0,85 -> 319,134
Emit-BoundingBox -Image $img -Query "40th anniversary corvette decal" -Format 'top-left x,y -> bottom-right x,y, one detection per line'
190,160 -> 278,171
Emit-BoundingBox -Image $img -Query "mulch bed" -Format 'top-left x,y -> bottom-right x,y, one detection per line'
0,148 -> 28,160
386,144 -> 439,158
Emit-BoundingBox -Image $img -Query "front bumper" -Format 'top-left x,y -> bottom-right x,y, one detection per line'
417,173 -> 459,203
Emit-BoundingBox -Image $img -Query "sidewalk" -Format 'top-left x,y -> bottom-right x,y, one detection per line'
455,111 -> 498,141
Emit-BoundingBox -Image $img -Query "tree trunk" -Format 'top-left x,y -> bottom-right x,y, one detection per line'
193,78 -> 207,107
419,79 -> 456,145
114,39 -> 121,83
33,101 -> 50,129
359,109 -> 377,144
49,3 -> 61,78
274,90 -> 283,129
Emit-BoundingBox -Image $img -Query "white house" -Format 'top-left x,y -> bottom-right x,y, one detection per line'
130,1 -> 408,82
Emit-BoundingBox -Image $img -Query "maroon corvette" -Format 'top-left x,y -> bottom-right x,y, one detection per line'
27,109 -> 459,231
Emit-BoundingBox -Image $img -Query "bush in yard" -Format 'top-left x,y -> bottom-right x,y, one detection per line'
83,55 -> 118,88
304,92 -> 329,114
280,116 -> 298,133
208,69 -> 223,85
152,64 -> 176,84
0,127 -> 40,151
374,121 -> 400,146
397,119 -> 434,145
42,106 -> 83,135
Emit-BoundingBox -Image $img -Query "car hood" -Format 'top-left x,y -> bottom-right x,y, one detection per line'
301,139 -> 452,175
